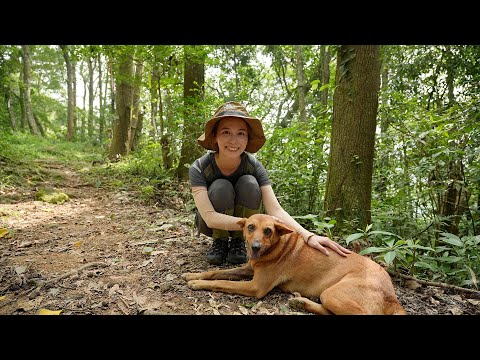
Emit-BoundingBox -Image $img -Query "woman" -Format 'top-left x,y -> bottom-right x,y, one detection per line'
189,101 -> 351,265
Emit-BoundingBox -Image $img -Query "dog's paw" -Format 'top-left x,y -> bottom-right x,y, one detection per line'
182,273 -> 203,281
181,273 -> 193,281
187,280 -> 205,290
288,296 -> 306,311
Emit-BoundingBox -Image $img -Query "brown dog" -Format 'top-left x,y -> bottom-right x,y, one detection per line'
182,214 -> 406,315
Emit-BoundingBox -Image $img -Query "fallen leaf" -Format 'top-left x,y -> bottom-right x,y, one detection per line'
165,273 -> 175,281
212,308 -> 221,315
449,307 -> 463,315
238,306 -> 249,315
17,241 -> 33,248
429,297 -> 440,306
0,228 -> 9,238
15,266 -> 27,275
405,279 -> 421,290
0,295 -> 6,301
38,308 -> 63,315
467,299 -> 480,306
142,246 -> 153,255
108,284 -> 122,297
138,259 -> 154,268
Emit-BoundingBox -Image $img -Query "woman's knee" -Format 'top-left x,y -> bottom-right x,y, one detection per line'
208,179 -> 235,211
235,175 -> 261,208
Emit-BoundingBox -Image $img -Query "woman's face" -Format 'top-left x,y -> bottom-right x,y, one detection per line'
214,117 -> 249,158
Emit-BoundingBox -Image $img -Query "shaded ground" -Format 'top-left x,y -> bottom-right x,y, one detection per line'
1,161 -> 480,316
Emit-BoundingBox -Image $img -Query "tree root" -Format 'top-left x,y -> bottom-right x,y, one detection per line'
387,269 -> 480,298
28,262 -> 109,299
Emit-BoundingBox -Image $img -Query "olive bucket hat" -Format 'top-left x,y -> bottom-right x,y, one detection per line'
197,101 -> 266,153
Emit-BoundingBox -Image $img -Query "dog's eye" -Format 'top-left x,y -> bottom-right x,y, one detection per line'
247,224 -> 255,232
264,228 -> 272,236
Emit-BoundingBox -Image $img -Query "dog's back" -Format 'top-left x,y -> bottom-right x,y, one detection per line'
245,214 -> 406,315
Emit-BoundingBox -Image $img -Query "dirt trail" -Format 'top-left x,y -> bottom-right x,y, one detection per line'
1,162 -> 479,315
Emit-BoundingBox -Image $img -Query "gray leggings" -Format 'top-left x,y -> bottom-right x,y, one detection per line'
196,175 -> 262,238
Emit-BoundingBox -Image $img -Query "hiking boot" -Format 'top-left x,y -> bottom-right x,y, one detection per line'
206,239 -> 229,265
226,237 -> 247,264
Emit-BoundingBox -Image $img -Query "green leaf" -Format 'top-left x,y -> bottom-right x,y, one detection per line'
384,251 -> 396,265
408,244 -> 435,251
440,233 -> 463,247
345,233 -> 364,245
435,256 -> 463,263
359,246 -> 386,255
414,262 -> 438,271
319,83 -> 330,91
369,230 -> 401,238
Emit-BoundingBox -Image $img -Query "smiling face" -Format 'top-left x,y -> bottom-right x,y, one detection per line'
213,117 -> 249,158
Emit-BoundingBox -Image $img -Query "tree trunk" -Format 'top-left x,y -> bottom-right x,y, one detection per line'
149,66 -> 159,140
324,45 -> 381,234
5,90 -> 18,130
20,45 -> 39,136
88,52 -> 95,139
109,51 -> 134,160
81,62 -> 87,139
319,45 -> 331,108
176,45 -> 205,180
72,60 -> 77,137
60,45 -> 75,141
98,54 -> 105,142
18,74 -> 27,131
128,60 -> 144,153
33,112 -> 45,136
295,45 -> 306,123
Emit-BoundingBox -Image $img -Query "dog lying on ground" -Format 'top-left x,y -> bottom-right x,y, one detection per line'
182,214 -> 406,315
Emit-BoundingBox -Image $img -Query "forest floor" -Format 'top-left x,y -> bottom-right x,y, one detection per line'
1,159 -> 480,317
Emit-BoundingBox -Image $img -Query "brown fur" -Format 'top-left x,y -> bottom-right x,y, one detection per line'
182,214 -> 406,315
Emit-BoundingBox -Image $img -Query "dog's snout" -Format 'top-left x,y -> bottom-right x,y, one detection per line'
251,241 -> 261,252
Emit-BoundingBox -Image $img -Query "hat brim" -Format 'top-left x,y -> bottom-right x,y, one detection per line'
197,115 -> 266,153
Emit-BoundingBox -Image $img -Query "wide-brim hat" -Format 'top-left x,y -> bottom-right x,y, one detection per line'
197,101 -> 266,153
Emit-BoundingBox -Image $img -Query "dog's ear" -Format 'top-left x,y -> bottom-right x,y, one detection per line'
237,218 -> 247,228
274,221 -> 294,236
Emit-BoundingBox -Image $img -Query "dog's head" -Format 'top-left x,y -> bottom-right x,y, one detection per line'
237,214 -> 295,260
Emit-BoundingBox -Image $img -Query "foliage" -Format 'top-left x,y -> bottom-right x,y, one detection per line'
0,132 -> 101,191
89,137 -> 177,203
344,223 -> 479,289
260,119 -> 329,217
294,213 -> 337,240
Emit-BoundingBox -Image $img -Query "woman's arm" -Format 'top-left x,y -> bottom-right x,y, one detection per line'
191,186 -> 243,231
261,185 -> 352,257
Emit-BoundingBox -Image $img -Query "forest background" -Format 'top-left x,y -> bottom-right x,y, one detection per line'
0,44 -> 479,292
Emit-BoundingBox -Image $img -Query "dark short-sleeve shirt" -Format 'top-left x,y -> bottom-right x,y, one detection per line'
189,151 -> 271,188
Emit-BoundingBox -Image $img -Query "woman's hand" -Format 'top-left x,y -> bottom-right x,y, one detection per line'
304,233 -> 352,257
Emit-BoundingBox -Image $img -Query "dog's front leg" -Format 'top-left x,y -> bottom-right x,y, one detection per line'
182,263 -> 253,281
187,279 -> 265,298
187,271 -> 276,299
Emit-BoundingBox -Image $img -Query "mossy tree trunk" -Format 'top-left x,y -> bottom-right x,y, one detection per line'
324,45 -> 381,234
